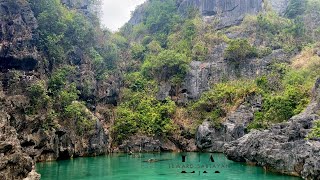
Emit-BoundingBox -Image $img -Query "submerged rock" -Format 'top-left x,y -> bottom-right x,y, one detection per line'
224,79 -> 320,179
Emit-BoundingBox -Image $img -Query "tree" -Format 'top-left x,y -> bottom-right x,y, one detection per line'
224,39 -> 257,63
285,0 -> 306,19
141,50 -> 190,82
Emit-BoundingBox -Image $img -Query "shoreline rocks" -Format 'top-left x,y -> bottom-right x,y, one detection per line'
224,79 -> 320,179
196,93 -> 262,152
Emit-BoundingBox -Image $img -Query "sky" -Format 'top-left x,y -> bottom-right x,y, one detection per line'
101,0 -> 146,31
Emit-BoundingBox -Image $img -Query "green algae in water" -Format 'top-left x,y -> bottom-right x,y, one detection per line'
36,153 -> 302,180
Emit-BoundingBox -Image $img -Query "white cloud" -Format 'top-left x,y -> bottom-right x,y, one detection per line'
101,0 -> 146,31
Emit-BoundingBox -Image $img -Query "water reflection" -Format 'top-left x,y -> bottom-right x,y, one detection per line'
37,153 -> 302,180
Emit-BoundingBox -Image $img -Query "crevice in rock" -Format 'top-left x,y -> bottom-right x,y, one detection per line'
57,150 -> 71,160
0,57 -> 37,72
21,141 -> 35,147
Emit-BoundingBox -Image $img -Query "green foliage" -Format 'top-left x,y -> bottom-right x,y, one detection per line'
285,0 -> 306,18
131,43 -> 146,60
143,0 -> 179,35
191,80 -> 258,125
255,12 -> 307,51
124,72 -> 150,92
29,0 -> 96,65
27,81 -> 51,113
112,72 -> 177,142
64,101 -> 95,134
249,85 -> 309,129
182,20 -> 196,41
29,0 -> 120,73
248,60 -> 313,130
113,88 -> 176,142
146,40 -> 163,54
142,50 -> 190,83
48,66 -> 75,94
58,83 -> 79,109
308,120 -> 320,139
192,41 -> 208,61
225,39 -> 257,63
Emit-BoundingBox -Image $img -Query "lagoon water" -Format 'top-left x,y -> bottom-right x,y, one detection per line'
37,153 -> 301,180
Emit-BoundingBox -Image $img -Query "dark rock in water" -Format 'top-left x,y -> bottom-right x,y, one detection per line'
116,134 -> 197,153
116,135 -> 179,153
224,79 -> 320,179
196,93 -> 262,152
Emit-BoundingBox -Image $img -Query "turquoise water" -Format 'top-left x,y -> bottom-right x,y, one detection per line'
37,153 -> 301,180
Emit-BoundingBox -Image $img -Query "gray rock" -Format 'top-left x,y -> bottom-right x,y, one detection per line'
0,111 -> 40,180
224,79 -> 320,179
179,0 -> 263,28
129,0 -> 289,28
196,93 -> 262,152
0,0 -> 39,71
117,135 -> 179,153
268,0 -> 289,15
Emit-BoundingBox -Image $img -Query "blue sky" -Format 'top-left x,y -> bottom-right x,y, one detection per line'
101,0 -> 146,31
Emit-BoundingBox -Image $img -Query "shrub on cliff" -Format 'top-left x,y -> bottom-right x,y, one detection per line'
141,50 -> 190,83
308,120 -> 320,138
285,0 -> 306,19
27,81 -> 51,114
113,73 -> 176,142
224,39 -> 257,63
113,91 -> 176,142
191,80 -> 258,126
64,101 -> 95,135
48,66 -> 76,94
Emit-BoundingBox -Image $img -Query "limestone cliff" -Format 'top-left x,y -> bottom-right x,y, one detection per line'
0,0 -> 39,72
224,78 -> 320,179
129,0 -> 289,27
0,0 -> 112,179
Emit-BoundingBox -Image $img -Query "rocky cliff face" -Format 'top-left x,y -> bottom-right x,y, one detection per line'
0,0 -> 39,72
130,0 -> 288,27
196,93 -> 262,152
178,0 -> 263,28
0,111 -> 40,180
224,79 -> 320,179
61,0 -> 100,18
0,0 -> 113,178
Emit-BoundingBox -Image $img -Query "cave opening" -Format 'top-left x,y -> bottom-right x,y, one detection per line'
0,57 -> 38,72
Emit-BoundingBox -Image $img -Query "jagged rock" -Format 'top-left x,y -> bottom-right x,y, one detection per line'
224,79 -> 320,179
61,0 -> 100,18
128,2 -> 149,25
268,0 -> 289,15
116,135 -> 180,152
23,170 -> 40,180
0,0 -> 39,72
179,0 -> 263,28
21,119 -> 109,162
0,111 -> 40,180
196,93 -> 262,152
